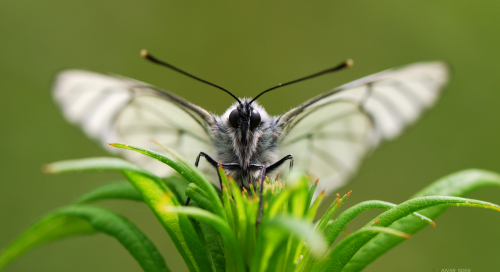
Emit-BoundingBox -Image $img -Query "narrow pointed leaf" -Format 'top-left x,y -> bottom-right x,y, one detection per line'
317,227 -> 409,272
344,169 -> 500,272
323,200 -> 434,246
45,157 -> 167,191
327,195 -> 500,272
163,175 -> 190,204
75,181 -> 143,204
315,192 -> 350,232
45,157 -> 212,272
306,179 -> 319,209
185,183 -> 215,213
221,186 -> 235,231
111,143 -> 226,221
198,223 -> 226,272
121,170 -> 213,272
252,217 -> 326,272
0,205 -> 169,272
267,190 -> 291,219
306,190 -> 325,221
166,206 -> 245,272
227,178 -> 249,263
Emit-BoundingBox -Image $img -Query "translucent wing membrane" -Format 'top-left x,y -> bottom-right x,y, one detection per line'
278,62 -> 449,195
53,70 -> 215,177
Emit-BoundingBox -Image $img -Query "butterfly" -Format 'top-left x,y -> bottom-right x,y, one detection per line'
52,50 -> 449,201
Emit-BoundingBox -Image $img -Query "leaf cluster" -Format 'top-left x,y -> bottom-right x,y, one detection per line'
1,143 -> 500,272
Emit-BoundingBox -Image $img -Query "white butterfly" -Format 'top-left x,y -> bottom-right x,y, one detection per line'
52,51 -> 449,198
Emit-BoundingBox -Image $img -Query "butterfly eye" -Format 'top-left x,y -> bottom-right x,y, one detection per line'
229,109 -> 239,128
250,109 -> 261,130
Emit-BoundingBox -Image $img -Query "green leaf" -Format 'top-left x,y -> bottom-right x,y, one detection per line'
111,143 -> 226,221
324,195 -> 500,272
227,178 -> 249,264
221,186 -> 236,232
166,206 -> 245,272
263,240 -> 288,272
45,156 -> 143,174
323,200 -> 434,246
45,157 -> 167,191
287,175 -> 309,218
198,222 -> 226,272
315,192 -> 350,232
186,183 -> 215,213
267,190 -> 291,219
306,178 -> 319,211
122,170 -> 213,272
305,190 -> 325,221
343,169 -> 500,272
75,181 -> 143,204
252,217 -> 326,272
163,175 -> 190,204
45,157 -> 212,272
219,166 -> 236,232
316,227 -> 409,272
0,205 -> 169,272
244,201 -> 258,267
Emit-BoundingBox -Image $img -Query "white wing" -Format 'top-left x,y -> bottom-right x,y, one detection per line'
278,62 -> 449,195
53,70 -> 215,177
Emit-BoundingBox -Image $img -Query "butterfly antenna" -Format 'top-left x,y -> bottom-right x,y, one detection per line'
140,49 -> 242,105
250,59 -> 354,104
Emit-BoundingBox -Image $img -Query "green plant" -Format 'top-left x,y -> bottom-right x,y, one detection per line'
1,143 -> 499,272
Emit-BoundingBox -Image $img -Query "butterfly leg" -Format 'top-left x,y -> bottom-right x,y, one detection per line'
196,152 -> 240,189
188,152 -> 241,206
195,151 -> 218,168
265,154 -> 294,173
186,152 -> 219,206
195,152 -> 240,170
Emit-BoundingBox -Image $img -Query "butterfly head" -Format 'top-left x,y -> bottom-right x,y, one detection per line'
216,98 -> 279,171
226,99 -> 263,144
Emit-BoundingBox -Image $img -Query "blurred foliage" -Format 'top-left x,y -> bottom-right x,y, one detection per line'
1,1 -> 499,271
2,148 -> 499,272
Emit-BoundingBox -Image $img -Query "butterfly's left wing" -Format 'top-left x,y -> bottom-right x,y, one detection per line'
277,62 -> 449,195
53,70 -> 215,178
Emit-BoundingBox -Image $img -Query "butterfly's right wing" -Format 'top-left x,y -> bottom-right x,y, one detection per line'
277,62 -> 449,195
53,70 -> 216,178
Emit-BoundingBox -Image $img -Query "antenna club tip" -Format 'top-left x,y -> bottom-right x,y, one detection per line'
140,49 -> 149,58
345,59 -> 354,68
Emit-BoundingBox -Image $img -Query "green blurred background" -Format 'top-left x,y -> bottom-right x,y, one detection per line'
1,1 -> 499,271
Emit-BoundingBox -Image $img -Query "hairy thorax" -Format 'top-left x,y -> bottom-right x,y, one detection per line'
210,102 -> 282,188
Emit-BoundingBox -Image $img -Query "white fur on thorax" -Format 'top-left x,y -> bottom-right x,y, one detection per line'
210,99 -> 282,188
